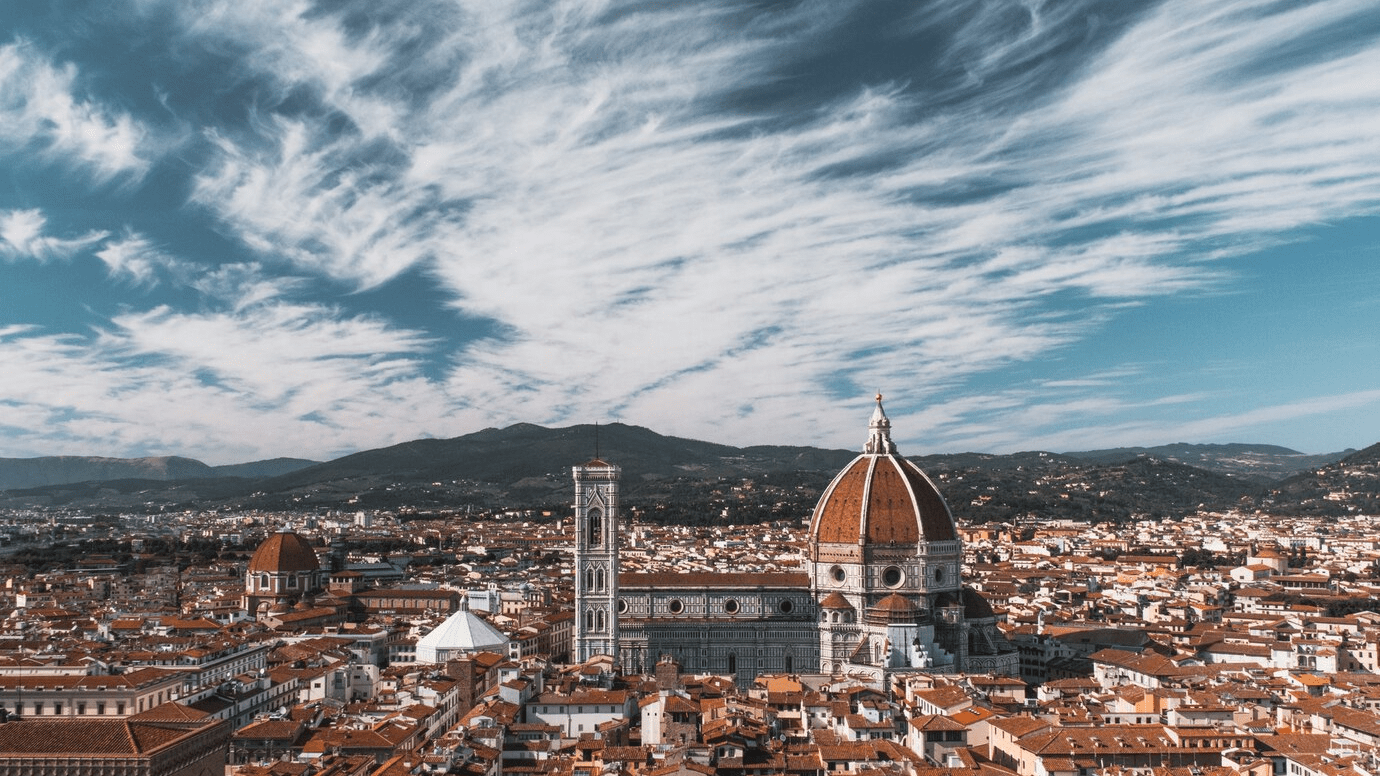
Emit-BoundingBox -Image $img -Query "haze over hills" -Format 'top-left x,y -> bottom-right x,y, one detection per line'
0,424 -> 1369,521
0,455 -> 317,491
1061,443 -> 1353,484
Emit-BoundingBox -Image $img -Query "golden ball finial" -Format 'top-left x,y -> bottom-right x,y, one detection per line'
875,391 -> 883,403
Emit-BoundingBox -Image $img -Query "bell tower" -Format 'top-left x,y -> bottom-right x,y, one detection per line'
573,458 -> 620,662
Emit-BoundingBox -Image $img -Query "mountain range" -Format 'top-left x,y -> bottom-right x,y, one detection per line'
0,424 -> 1373,522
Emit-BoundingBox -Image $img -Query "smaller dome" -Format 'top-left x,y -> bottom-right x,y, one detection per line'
872,593 -> 915,615
866,593 -> 917,625
820,592 -> 854,610
249,531 -> 321,574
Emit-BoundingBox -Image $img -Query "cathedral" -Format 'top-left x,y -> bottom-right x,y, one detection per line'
573,395 -> 1019,682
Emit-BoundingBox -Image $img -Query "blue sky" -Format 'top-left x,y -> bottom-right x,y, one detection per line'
2,0 -> 1379,465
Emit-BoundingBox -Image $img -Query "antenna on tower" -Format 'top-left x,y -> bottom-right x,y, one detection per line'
594,422 -> 600,461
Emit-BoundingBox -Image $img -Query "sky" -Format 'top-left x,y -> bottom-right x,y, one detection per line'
1,0 -> 1379,466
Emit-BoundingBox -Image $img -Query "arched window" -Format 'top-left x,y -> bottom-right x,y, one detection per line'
584,609 -> 594,630
727,653 -> 737,675
595,568 -> 606,591
587,508 -> 603,547
597,609 -> 606,631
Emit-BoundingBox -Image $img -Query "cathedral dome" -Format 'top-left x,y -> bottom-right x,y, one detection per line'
248,531 -> 321,574
809,395 -> 956,547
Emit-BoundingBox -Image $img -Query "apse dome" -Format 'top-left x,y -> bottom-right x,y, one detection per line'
808,395 -> 956,548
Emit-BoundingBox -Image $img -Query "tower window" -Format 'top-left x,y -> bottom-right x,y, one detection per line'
587,508 -> 603,547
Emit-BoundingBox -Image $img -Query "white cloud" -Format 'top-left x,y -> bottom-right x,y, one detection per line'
160,0 -> 1380,451
0,42 -> 152,180
95,235 -> 188,287
0,209 -> 107,263
0,291 -> 459,463
4,0 -> 1380,460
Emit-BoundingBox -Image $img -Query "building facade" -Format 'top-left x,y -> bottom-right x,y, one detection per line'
573,396 -> 1019,682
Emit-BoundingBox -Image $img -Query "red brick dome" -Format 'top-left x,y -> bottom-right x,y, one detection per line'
866,592 -> 918,624
248,531 -> 320,574
809,395 -> 956,547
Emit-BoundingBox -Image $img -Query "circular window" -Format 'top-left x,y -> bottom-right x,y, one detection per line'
882,566 -> 904,588
724,599 -> 739,614
934,567 -> 944,583
667,599 -> 684,614
779,599 -> 794,614
831,566 -> 846,583
616,598 -> 628,614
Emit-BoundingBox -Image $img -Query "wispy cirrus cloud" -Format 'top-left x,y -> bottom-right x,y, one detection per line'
0,274 -> 453,462
115,0 -> 1380,449
2,0 -> 1379,461
931,384 -> 1380,456
0,209 -> 106,263
95,234 -> 188,287
0,42 -> 152,181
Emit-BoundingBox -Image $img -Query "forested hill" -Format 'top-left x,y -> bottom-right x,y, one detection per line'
0,424 -> 1369,522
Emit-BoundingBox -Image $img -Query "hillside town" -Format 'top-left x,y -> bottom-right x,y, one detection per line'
2,490 -> 1380,776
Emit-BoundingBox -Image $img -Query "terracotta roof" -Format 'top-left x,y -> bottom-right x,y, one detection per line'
819,592 -> 853,609
130,702 -> 211,722
0,718 -> 214,755
871,593 -> 915,615
808,405 -> 956,547
248,531 -> 321,574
